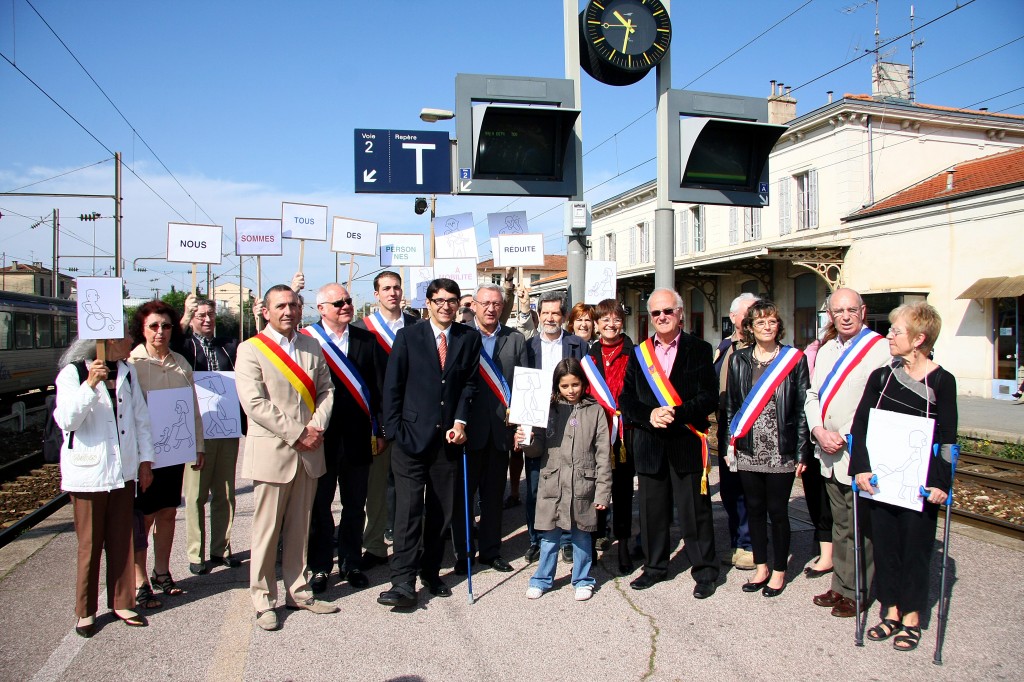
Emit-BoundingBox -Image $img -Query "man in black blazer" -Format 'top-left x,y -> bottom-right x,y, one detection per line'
305,283 -> 387,594
619,288 -> 720,599
377,278 -> 481,608
455,284 -> 527,574
521,292 -> 587,562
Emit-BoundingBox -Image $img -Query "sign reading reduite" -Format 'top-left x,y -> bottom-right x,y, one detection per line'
496,233 -> 544,267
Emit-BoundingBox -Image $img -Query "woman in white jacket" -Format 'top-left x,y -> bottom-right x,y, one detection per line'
55,333 -> 155,637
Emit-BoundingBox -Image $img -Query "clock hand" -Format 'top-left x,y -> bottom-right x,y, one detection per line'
621,18 -> 634,53
612,10 -> 630,27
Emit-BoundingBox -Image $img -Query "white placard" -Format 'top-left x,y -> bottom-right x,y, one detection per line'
487,210 -> 528,237
585,260 -> 617,304
331,217 -> 378,256
193,371 -> 242,440
497,233 -> 545,267
860,407 -> 935,512
76,277 -> 125,340
433,258 -> 477,294
434,212 -> 478,259
379,233 -> 425,267
147,386 -> 199,469
508,366 -> 551,429
489,239 -> 503,267
235,218 -> 282,256
167,223 -> 223,264
408,266 -> 434,308
281,202 -> 328,241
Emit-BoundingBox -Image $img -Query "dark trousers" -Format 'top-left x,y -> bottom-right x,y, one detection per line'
597,451 -> 635,540
637,463 -> 719,583
870,499 -> 938,614
454,441 -> 510,561
390,443 -> 456,586
801,462 -> 833,544
739,470 -> 795,572
309,454 -> 370,573
71,482 -> 136,617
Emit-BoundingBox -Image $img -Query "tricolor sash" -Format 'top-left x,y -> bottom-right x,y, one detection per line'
729,346 -> 804,444
364,311 -> 397,354
818,328 -> 885,420
301,323 -> 378,453
581,355 -> 625,463
478,347 -> 511,408
634,338 -> 711,494
249,333 -> 316,414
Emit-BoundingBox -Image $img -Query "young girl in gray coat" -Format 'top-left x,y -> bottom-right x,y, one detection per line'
516,358 -> 611,601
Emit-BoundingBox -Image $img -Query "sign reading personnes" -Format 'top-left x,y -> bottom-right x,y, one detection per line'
379,233 -> 425,267
167,223 -> 224,264
281,202 -> 328,240
433,258 -> 477,293
497,233 -> 544,267
487,210 -> 528,268
331,217 -> 378,256
235,218 -> 283,256
75,276 -> 125,340
433,212 -> 477,260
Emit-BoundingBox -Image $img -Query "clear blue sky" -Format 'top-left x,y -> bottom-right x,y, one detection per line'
2,0 -> 1021,311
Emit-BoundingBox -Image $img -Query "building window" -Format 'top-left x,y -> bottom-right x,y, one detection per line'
530,274 -> 541,283
691,206 -> 705,253
677,211 -> 690,256
606,232 -> 617,261
491,274 -> 502,285
795,170 -> 818,231
629,225 -> 637,265
793,273 -> 817,349
729,209 -> 739,246
744,208 -> 761,241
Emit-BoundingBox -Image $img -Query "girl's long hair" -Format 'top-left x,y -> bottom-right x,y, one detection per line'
550,357 -> 589,403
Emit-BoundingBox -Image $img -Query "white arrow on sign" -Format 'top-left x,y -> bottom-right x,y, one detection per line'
363,169 -> 377,183
460,179 -> 472,192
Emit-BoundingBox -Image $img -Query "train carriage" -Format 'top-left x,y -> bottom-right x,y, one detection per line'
0,291 -> 77,398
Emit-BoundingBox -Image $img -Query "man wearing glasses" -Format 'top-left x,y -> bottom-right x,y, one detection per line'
377,278 -> 481,608
305,283 -> 386,595
804,287 -> 890,617
455,285 -> 527,575
619,289 -> 719,598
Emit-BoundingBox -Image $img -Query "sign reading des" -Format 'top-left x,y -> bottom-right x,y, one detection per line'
167,223 -> 223,264
354,129 -> 452,195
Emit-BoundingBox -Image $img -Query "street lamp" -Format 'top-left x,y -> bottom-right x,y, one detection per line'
419,108 -> 454,123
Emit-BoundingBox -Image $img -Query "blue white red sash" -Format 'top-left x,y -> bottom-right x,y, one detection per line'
729,346 -> 803,444
581,355 -> 623,452
817,328 -> 885,420
478,346 -> 511,408
363,311 -> 397,354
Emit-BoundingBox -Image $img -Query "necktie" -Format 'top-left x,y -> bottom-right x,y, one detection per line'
438,332 -> 448,370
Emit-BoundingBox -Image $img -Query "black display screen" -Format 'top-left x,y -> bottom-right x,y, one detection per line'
475,109 -> 566,181
682,120 -> 757,190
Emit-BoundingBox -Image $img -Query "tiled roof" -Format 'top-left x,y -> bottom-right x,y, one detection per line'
847,146 -> 1024,219
533,270 -> 567,285
477,255 -> 567,272
842,93 -> 1024,121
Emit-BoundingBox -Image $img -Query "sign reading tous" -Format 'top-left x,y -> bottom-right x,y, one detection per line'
433,258 -> 477,293
76,277 -> 125,340
281,202 -> 328,241
331,217 -> 378,256
167,223 -> 223,264
379,233 -> 425,267
497,233 -> 544,267
585,260 -> 617,304
433,212 -> 478,260
235,218 -> 282,256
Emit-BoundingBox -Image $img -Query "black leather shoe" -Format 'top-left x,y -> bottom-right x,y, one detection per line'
693,582 -> 717,599
762,582 -> 786,598
345,569 -> 369,589
630,572 -> 663,590
310,571 -> 329,594
742,578 -> 770,593
560,545 -> 573,564
384,529 -> 394,543
189,562 -> 208,575
420,574 -> 452,597
75,622 -> 95,638
454,556 -> 475,575
377,582 -> 416,608
524,545 -> 541,563
483,556 -> 513,573
360,552 -> 389,570
208,555 -> 242,568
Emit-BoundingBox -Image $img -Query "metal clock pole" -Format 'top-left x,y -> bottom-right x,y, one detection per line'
564,0 -> 586,307
654,1 -> 674,295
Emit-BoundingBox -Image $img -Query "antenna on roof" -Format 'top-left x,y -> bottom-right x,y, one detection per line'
909,5 -> 925,103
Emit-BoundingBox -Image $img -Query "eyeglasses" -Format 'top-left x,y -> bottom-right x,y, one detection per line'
194,312 -> 214,319
886,327 -> 906,337
649,308 -> 678,318
323,297 -> 353,308
430,297 -> 459,307
597,317 -> 621,326
146,322 -> 174,331
753,319 -> 780,329
830,307 -> 863,318
474,300 -> 502,309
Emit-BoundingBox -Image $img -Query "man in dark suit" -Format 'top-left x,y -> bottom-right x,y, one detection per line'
377,278 -> 481,608
305,282 -> 387,594
522,292 -> 587,563
455,284 -> 527,574
619,288 -> 720,599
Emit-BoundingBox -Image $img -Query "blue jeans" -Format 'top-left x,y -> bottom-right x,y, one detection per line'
524,457 -> 571,548
718,452 -> 752,550
529,527 -> 594,590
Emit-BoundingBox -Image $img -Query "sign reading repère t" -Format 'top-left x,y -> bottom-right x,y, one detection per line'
167,223 -> 223,264
379,233 -> 425,267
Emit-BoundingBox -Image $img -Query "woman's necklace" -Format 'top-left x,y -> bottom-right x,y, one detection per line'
752,345 -> 779,367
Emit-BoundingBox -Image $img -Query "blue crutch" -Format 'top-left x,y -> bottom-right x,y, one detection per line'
931,443 -> 959,665
847,434 -> 868,647
462,447 -> 475,604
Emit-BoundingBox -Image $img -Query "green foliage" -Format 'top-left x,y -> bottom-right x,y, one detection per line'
161,289 -> 189,313
957,435 -> 1024,462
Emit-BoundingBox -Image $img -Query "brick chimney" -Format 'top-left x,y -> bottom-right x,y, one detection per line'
768,80 -> 797,125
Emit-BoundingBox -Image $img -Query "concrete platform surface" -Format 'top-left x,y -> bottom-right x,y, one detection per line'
956,395 -> 1024,442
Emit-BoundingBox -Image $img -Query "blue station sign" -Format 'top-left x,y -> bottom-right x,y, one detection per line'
354,129 -> 452,194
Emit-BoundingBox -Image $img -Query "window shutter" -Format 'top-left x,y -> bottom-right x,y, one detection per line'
678,211 -> 689,255
808,169 -> 819,229
729,209 -> 739,245
779,179 -> 791,235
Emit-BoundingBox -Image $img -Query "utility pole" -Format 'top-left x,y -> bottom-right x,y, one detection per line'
114,152 -> 123,277
51,208 -> 59,297
563,0 -> 586,306
654,1 -> 675,294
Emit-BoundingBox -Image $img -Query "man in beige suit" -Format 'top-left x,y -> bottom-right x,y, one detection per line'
236,285 -> 337,631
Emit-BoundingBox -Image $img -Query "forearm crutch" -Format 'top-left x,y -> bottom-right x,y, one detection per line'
462,447 -> 475,605
933,443 -> 959,665
847,434 -> 865,647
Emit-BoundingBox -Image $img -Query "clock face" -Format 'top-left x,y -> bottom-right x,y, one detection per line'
583,0 -> 672,73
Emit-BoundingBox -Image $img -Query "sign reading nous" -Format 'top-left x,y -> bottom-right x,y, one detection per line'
167,223 -> 223,264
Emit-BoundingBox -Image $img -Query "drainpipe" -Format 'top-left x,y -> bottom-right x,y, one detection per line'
867,115 -> 875,205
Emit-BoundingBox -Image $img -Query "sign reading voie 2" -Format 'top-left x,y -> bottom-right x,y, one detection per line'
354,129 -> 451,194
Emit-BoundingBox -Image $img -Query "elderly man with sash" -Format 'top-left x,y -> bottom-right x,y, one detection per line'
619,289 -> 719,598
454,284 -> 527,575
304,282 -> 386,594
235,285 -> 337,631
354,270 -> 420,569
804,287 -> 890,617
